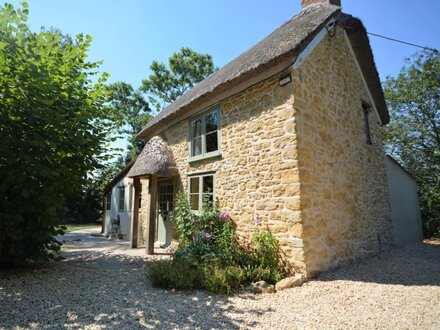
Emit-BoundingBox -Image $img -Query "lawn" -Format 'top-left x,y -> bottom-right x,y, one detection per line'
63,223 -> 101,233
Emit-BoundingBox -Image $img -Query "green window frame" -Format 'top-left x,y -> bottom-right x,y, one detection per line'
187,172 -> 215,212
188,106 -> 221,162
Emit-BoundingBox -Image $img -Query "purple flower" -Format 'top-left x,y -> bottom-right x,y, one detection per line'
255,214 -> 261,227
200,231 -> 212,240
219,211 -> 231,221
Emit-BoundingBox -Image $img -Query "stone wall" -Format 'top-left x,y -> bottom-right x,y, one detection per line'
159,73 -> 307,271
293,28 -> 393,276
137,27 -> 392,276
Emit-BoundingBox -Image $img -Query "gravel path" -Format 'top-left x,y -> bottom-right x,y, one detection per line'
1,230 -> 439,329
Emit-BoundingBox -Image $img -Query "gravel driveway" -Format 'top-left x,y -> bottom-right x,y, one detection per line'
1,229 -> 439,329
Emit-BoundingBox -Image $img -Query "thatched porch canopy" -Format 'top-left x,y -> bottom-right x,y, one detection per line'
128,136 -> 178,178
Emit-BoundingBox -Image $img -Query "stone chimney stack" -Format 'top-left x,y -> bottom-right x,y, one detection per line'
301,0 -> 341,9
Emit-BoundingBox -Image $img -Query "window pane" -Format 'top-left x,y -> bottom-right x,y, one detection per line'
192,136 -> 202,156
190,177 -> 199,194
118,187 -> 125,211
205,111 -> 219,133
206,132 -> 218,153
203,175 -> 213,193
190,194 -> 199,210
192,118 -> 202,137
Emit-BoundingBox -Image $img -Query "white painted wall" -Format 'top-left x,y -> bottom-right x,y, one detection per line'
104,175 -> 135,240
385,156 -> 423,246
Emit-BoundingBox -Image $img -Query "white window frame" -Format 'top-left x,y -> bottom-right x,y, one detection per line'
187,172 -> 216,212
188,106 -> 221,162
118,186 -> 125,212
105,193 -> 111,211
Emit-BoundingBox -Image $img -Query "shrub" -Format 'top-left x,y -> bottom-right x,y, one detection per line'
149,197 -> 289,294
148,259 -> 203,290
174,192 -> 196,247
202,264 -> 245,295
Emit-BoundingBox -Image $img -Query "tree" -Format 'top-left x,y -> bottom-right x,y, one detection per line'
141,47 -> 217,111
0,3 -> 111,264
106,82 -> 151,160
383,50 -> 440,238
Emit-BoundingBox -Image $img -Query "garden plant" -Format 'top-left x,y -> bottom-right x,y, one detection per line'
148,192 -> 289,294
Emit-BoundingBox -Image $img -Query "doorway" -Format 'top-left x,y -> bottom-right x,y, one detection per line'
156,180 -> 174,247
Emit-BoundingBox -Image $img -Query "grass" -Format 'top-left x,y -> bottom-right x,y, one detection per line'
63,223 -> 101,233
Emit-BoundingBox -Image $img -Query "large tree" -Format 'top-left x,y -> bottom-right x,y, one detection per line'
106,81 -> 151,160
0,3 -> 111,264
383,50 -> 440,238
141,47 -> 217,111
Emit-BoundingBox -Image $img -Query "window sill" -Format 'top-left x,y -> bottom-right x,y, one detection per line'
188,151 -> 222,163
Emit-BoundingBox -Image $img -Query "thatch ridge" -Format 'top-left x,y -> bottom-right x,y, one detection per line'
137,4 -> 389,140
137,4 -> 341,139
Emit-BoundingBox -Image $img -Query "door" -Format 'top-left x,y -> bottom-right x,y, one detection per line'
157,180 -> 174,247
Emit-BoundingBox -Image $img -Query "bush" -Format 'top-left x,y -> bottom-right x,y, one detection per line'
202,264 -> 245,295
148,259 -> 203,290
148,197 -> 289,294
0,3 -> 110,265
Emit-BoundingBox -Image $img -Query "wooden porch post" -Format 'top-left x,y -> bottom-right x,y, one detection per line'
146,174 -> 158,255
130,177 -> 140,248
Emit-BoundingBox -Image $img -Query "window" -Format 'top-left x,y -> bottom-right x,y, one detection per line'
105,193 -> 111,211
188,173 -> 215,211
118,186 -> 125,211
189,107 -> 221,161
362,101 -> 372,145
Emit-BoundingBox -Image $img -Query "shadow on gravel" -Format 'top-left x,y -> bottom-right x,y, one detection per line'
315,242 -> 440,287
0,251 -> 267,329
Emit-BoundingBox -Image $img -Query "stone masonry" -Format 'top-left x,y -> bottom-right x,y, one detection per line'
138,27 -> 393,277
293,28 -> 393,276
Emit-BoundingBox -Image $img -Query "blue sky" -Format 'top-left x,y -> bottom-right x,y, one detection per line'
8,0 -> 440,88
5,0 -> 440,152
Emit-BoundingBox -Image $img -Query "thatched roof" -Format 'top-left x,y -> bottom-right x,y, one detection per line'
341,13 -> 389,124
128,136 -> 178,178
137,4 -> 389,140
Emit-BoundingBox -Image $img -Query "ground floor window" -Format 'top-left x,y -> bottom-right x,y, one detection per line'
105,193 -> 111,210
118,186 -> 125,211
188,172 -> 215,211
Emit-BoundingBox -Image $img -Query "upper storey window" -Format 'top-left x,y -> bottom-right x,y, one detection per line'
189,106 -> 221,161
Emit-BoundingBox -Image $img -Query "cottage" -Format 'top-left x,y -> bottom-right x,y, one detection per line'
125,0 -> 396,277
102,159 -> 138,240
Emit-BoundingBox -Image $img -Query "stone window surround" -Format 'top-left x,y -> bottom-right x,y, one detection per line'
187,171 -> 216,212
187,105 -> 222,162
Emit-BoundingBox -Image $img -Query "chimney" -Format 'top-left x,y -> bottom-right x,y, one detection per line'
301,0 -> 341,9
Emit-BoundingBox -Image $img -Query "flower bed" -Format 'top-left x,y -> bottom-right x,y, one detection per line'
148,193 -> 289,294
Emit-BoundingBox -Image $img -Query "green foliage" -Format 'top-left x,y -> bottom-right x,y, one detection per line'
383,50 -> 440,238
106,82 -> 152,160
0,3 -> 111,265
201,264 -> 245,295
149,197 -> 289,294
141,47 -> 217,111
148,258 -> 202,290
174,192 -> 196,246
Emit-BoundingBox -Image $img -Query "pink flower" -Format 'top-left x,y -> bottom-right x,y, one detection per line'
219,211 -> 231,221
